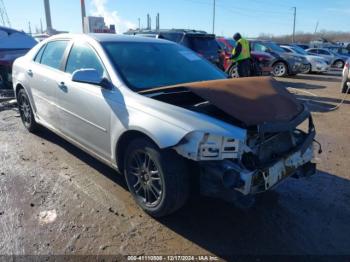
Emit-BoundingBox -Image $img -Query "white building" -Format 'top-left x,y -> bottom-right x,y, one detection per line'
83,16 -> 116,34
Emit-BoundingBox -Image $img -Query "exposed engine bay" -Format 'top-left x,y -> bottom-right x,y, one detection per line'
140,77 -> 317,198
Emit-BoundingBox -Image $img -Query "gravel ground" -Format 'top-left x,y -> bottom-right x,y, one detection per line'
0,71 -> 349,260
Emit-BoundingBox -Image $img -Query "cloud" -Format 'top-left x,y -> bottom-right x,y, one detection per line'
90,0 -> 136,33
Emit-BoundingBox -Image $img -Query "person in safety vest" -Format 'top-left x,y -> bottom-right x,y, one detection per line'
231,33 -> 251,77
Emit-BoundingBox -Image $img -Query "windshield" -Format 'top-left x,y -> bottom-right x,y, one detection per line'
290,45 -> 307,55
188,37 -> 218,53
103,42 -> 226,90
265,42 -> 286,53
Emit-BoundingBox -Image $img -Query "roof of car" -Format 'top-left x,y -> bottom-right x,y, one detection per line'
47,33 -> 173,44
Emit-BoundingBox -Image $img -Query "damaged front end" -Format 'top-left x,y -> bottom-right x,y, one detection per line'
173,108 -> 317,199
141,77 -> 318,201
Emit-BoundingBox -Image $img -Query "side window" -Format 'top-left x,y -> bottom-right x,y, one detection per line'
217,41 -> 226,50
308,49 -> 317,54
34,45 -> 46,63
160,33 -> 183,43
254,43 -> 268,52
65,42 -> 105,77
319,50 -> 330,55
40,40 -> 69,70
282,47 -> 292,53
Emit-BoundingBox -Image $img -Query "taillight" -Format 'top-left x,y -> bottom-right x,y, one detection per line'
346,62 -> 349,69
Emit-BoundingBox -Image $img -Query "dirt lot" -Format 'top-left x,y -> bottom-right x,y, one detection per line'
0,71 -> 349,259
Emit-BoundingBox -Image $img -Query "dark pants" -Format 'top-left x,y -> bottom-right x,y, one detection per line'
237,59 -> 251,77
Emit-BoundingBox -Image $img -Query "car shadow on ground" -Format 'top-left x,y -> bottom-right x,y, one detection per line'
289,73 -> 342,83
278,80 -> 327,90
33,126 -> 350,257
159,171 -> 350,257
34,127 -> 128,190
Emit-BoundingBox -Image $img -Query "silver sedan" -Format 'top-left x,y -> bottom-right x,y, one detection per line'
12,34 -> 317,217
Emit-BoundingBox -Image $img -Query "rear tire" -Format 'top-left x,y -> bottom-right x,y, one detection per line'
17,89 -> 38,133
333,60 -> 344,69
228,63 -> 239,78
0,68 -> 7,89
124,138 -> 189,217
303,63 -> 312,74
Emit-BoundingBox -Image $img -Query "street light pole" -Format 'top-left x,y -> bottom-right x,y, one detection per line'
292,7 -> 296,43
212,0 -> 216,34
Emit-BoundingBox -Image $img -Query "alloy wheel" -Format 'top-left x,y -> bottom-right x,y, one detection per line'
18,92 -> 32,127
273,63 -> 287,77
230,65 -> 239,78
126,150 -> 163,208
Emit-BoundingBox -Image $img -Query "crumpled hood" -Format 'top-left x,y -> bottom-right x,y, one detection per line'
142,77 -> 304,127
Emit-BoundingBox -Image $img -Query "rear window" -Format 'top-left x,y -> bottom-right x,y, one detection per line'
188,37 -> 218,53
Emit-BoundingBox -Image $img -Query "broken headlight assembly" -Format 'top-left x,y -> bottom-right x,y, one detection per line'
173,131 -> 243,161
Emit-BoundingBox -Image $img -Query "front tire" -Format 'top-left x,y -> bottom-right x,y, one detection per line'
228,63 -> 239,78
17,89 -> 38,133
124,138 -> 189,217
272,62 -> 288,77
303,63 -> 312,74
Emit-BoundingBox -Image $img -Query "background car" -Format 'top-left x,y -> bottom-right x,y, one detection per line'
341,59 -> 350,93
280,45 -> 330,74
306,48 -> 348,68
126,29 -> 221,67
0,26 -> 37,89
327,46 -> 350,58
293,44 -> 310,50
250,40 -> 308,77
216,37 -> 274,77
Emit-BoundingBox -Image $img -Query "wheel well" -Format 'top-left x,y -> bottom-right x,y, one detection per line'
116,130 -> 158,172
15,84 -> 24,96
333,59 -> 344,65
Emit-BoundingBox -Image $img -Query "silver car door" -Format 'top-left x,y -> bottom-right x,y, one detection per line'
55,41 -> 111,160
28,40 -> 69,125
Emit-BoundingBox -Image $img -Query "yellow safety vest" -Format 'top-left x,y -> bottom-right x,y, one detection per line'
232,38 -> 251,63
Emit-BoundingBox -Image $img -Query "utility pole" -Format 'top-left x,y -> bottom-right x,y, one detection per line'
40,19 -> 43,33
292,7 -> 296,43
314,21 -> 319,34
212,0 -> 216,34
81,0 -> 86,33
28,22 -> 32,35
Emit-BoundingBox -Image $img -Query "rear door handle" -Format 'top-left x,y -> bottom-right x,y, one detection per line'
27,69 -> 33,77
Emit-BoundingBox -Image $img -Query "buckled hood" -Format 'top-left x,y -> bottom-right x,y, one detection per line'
141,77 -> 304,127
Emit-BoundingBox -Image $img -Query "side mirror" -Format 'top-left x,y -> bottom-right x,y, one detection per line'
72,69 -> 110,88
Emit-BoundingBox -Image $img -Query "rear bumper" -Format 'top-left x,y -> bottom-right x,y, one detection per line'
312,62 -> 330,72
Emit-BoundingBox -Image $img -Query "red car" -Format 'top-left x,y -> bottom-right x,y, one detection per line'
0,26 -> 37,90
217,37 -> 274,77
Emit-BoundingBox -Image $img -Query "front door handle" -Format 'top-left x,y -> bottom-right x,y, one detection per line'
27,69 -> 33,77
57,81 -> 68,92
